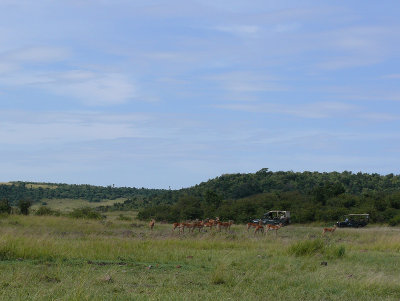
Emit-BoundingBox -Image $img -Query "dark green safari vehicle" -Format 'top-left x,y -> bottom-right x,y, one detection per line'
336,214 -> 369,228
252,210 -> 290,226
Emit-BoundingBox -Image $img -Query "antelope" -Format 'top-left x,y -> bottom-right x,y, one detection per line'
254,221 -> 265,235
149,219 -> 155,230
203,221 -> 214,231
183,222 -> 196,233
247,222 -> 260,232
266,223 -> 283,236
322,225 -> 337,235
193,220 -> 205,232
172,222 -> 185,233
217,220 -> 234,231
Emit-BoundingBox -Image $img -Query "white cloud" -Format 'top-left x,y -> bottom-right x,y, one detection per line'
215,101 -> 358,119
45,71 -> 137,106
315,25 -> 399,70
272,23 -> 300,33
358,113 -> 399,122
0,111 -> 154,145
0,46 -> 137,106
214,25 -> 260,36
383,74 -> 400,79
0,68 -> 137,106
206,71 -> 283,94
5,46 -> 70,62
316,56 -> 381,70
216,100 -> 400,122
0,61 -> 15,74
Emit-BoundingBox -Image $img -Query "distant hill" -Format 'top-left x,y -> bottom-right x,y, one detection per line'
0,181 -> 164,207
2,170 -> 400,224
134,169 -> 400,224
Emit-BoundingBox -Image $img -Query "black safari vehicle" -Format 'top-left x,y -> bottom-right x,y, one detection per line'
336,214 -> 369,228
252,211 -> 290,226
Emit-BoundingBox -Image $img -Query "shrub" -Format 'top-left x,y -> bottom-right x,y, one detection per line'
35,206 -> 61,216
116,214 -> 132,221
18,200 -> 32,215
68,207 -> 103,219
288,239 -> 346,259
388,215 -> 400,226
288,239 -> 324,256
326,244 -> 346,259
0,199 -> 12,214
211,264 -> 227,285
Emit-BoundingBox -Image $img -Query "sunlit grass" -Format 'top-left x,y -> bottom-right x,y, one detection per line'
0,215 -> 400,300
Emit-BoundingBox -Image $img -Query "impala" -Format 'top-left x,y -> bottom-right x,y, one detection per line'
193,220 -> 205,232
149,219 -> 155,230
266,223 -> 283,236
247,222 -> 260,232
172,222 -> 185,233
254,222 -> 265,235
217,220 -> 234,231
183,222 -> 196,233
322,225 -> 337,235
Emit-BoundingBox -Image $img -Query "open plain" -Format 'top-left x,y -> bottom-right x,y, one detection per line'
0,213 -> 399,300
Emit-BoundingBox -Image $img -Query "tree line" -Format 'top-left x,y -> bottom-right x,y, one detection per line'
0,182 -> 164,204
1,170 -> 400,225
135,169 -> 400,225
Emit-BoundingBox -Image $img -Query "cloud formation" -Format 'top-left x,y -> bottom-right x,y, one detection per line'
0,1 -> 399,187
0,46 -> 137,106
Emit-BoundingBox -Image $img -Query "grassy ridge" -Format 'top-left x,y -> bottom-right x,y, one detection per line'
31,198 -> 127,212
0,215 -> 400,300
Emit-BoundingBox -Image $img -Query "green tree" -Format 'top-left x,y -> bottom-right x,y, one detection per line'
204,190 -> 222,208
0,198 -> 12,214
18,199 -> 32,215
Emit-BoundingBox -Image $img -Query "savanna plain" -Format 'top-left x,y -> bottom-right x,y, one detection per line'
0,212 -> 400,301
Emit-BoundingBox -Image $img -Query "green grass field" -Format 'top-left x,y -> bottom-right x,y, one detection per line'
0,213 -> 400,300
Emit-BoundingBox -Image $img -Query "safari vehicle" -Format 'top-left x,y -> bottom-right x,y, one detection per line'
336,214 -> 369,228
252,211 -> 290,226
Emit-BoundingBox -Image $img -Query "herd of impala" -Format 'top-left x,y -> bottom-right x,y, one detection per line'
247,221 -> 284,236
171,218 -> 234,234
148,218 -> 338,237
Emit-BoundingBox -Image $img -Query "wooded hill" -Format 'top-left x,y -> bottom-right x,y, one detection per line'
1,169 -> 400,224
135,169 -> 400,224
0,182 -> 163,205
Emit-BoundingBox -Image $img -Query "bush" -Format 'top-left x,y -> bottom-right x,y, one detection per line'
211,264 -> 227,285
388,215 -> 400,226
116,214 -> 132,221
288,239 -> 346,259
326,244 -> 346,259
288,239 -> 325,256
18,200 -> 32,215
0,199 -> 12,214
35,206 -> 61,216
68,207 -> 103,219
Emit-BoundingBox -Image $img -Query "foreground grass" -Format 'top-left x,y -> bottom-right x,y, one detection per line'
0,215 -> 400,300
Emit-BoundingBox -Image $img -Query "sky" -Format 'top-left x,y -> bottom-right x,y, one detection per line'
0,1 -> 399,189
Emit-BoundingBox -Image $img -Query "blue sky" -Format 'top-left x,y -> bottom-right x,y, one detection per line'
0,1 -> 399,188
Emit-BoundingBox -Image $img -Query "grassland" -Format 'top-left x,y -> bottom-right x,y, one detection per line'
31,198 -> 127,212
0,182 -> 58,189
0,213 -> 400,300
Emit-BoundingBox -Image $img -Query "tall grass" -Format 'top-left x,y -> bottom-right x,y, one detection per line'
1,215 -> 400,300
288,238 -> 346,259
